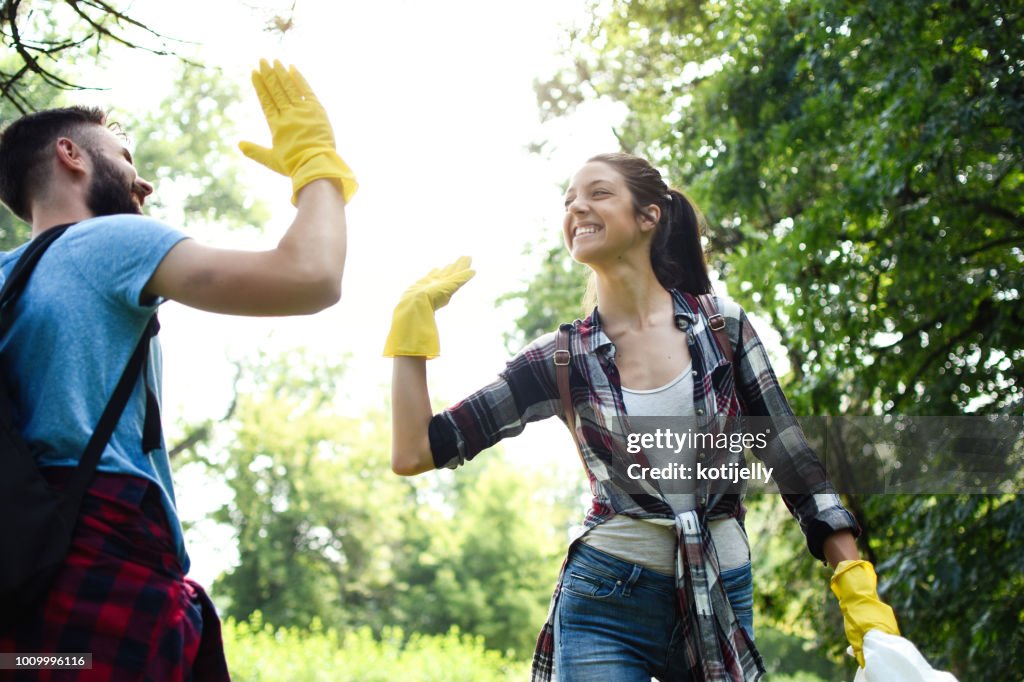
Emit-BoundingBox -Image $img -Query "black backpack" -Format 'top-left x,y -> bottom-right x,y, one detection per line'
0,224 -> 159,618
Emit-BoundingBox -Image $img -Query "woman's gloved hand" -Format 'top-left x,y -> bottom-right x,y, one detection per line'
830,559 -> 901,667
384,257 -> 475,358
239,59 -> 358,204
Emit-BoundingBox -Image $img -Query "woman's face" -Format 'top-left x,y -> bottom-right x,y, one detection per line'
562,161 -> 654,266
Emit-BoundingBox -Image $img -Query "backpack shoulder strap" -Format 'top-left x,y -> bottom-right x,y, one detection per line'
695,293 -> 735,364
0,224 -> 74,335
0,223 -> 158,517
61,315 -> 159,517
554,325 -> 587,470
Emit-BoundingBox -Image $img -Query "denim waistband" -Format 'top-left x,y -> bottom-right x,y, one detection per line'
569,541 -> 676,591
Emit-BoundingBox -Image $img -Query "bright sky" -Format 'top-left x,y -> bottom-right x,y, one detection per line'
67,0 -> 629,584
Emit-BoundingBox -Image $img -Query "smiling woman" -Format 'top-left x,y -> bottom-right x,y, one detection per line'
383,150 -> 898,681
566,153 -> 712,316
563,163 -> 640,262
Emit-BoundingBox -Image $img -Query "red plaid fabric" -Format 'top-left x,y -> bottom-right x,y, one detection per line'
0,470 -> 229,681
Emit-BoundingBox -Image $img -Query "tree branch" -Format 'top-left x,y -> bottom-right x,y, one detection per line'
1,0 -> 198,111
65,0 -> 181,55
957,234 -> 1024,260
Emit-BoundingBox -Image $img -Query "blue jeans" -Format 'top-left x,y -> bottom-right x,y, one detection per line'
554,543 -> 754,682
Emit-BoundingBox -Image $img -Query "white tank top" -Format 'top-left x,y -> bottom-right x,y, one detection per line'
580,363 -> 750,574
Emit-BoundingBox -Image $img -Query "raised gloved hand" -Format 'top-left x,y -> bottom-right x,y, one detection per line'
830,560 -> 901,667
384,257 -> 475,358
239,59 -> 358,204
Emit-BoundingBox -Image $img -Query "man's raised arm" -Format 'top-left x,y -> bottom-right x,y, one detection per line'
145,59 -> 355,316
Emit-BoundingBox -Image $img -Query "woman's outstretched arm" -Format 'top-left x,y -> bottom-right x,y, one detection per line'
391,356 -> 434,475
384,256 -> 475,476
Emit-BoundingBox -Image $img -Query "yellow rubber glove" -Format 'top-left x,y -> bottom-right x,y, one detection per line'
830,560 -> 901,667
239,59 -> 358,204
384,257 -> 476,358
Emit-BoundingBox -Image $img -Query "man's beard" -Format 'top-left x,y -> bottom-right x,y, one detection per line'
85,152 -> 141,217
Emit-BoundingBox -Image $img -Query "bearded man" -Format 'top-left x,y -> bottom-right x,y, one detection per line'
0,60 -> 355,679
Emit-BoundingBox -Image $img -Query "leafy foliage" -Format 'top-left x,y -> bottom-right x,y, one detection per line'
129,65 -> 269,230
496,241 -> 589,352
187,351 -> 576,658
222,614 -> 530,681
391,457 -> 574,658
0,0 -> 186,113
868,493 -> 1024,674
537,0 -> 1023,416
187,352 -> 405,631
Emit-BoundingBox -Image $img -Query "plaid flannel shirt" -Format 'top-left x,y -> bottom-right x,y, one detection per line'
0,471 -> 230,681
428,290 -> 859,681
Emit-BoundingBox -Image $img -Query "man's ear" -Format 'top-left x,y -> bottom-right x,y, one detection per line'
54,137 -> 88,175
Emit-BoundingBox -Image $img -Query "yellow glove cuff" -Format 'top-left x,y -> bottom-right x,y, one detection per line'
291,150 -> 359,205
831,560 -> 900,667
383,297 -> 441,359
830,559 -> 873,598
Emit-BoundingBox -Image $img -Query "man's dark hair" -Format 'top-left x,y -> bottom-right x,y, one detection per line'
0,106 -> 108,223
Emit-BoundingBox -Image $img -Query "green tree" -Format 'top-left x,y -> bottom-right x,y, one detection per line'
538,0 -> 1022,416
392,455 -> 576,657
186,350 -> 579,659
526,0 -> 1024,676
186,352 -> 407,632
1,0 -> 185,113
1,0 -> 296,113
128,64 -> 270,230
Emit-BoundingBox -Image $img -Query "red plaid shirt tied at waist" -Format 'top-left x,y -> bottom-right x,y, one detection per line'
0,470 -> 230,682
428,290 -> 859,682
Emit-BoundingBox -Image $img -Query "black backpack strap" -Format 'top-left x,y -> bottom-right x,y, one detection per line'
0,223 -> 160,514
0,224 -> 74,336
60,315 -> 159,518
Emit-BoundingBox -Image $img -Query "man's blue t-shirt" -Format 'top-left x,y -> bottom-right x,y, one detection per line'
0,215 -> 190,569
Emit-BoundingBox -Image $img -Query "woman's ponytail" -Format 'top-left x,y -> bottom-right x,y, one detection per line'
651,188 -> 712,295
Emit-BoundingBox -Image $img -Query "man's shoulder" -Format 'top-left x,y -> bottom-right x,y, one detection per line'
41,215 -> 187,307
69,214 -> 181,240
61,215 -> 186,263
0,241 -> 29,271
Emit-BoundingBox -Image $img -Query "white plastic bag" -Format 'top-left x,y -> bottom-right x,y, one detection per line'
851,630 -> 958,682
